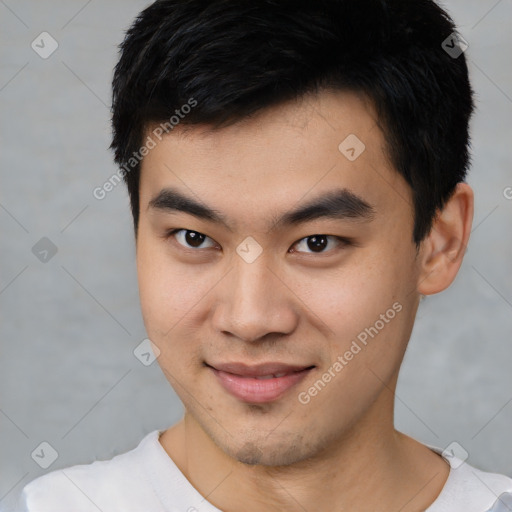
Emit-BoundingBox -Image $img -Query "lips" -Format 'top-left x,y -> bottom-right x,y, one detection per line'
207,362 -> 315,403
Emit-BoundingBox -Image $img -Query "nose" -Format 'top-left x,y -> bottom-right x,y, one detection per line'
211,253 -> 299,343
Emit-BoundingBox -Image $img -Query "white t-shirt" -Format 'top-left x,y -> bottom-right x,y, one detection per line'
16,430 -> 512,512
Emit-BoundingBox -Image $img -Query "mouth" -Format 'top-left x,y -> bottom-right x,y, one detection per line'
205,362 -> 315,403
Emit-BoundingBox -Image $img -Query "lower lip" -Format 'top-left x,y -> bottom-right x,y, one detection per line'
210,367 -> 313,403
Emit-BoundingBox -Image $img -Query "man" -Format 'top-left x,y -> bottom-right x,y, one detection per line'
19,0 -> 512,510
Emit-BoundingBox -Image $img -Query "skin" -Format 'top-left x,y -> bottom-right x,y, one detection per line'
136,89 -> 474,511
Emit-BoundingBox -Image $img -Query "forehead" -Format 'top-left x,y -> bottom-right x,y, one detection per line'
139,89 -> 412,233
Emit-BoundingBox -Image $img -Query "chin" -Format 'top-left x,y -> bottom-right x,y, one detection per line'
220,432 -> 317,467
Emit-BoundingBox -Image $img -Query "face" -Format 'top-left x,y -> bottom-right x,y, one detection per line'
136,90 -> 423,466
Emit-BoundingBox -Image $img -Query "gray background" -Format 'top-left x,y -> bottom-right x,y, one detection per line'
1,0 -> 511,509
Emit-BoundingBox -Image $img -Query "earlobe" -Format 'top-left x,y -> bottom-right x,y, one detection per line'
417,183 -> 474,296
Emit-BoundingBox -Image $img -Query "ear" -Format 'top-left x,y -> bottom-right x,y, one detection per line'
417,183 -> 474,295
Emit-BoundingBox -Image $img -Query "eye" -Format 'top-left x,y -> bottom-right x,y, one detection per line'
165,229 -> 351,255
167,229 -> 218,250
291,235 -> 349,254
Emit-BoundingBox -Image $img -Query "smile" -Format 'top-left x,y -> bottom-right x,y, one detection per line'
206,362 -> 315,403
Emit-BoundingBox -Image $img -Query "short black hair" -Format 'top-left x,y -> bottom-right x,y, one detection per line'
110,0 -> 474,245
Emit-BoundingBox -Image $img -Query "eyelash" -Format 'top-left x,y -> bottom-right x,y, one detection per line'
165,229 -> 352,255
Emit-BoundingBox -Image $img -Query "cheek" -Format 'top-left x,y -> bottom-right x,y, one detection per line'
301,261 -> 397,332
136,233 -> 222,373
137,234 -> 197,323
299,247 -> 414,361
294,264 -> 411,415
136,249 -> 201,382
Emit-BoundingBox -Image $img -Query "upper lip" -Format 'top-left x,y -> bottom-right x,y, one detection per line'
207,362 -> 314,377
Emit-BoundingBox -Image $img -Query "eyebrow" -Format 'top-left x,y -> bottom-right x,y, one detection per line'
148,186 -> 376,233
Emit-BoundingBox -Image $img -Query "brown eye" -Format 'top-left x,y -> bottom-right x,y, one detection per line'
169,229 -> 217,250
291,235 -> 348,254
